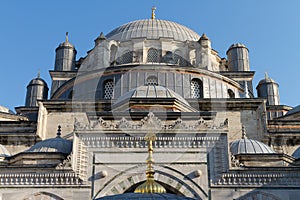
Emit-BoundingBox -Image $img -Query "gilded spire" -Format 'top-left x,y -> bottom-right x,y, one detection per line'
151,7 -> 156,19
134,132 -> 166,194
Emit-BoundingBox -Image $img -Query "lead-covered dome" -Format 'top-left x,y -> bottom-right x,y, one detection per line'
106,19 -> 200,42
114,85 -> 190,106
26,126 -> 72,154
230,127 -> 275,155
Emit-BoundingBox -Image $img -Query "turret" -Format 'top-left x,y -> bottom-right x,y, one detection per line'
226,43 -> 250,71
54,32 -> 77,71
25,73 -> 48,107
256,73 -> 280,105
198,33 -> 211,48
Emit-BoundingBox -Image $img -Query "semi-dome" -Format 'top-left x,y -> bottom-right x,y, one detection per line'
115,85 -> 189,103
230,127 -> 275,155
96,193 -> 196,200
26,126 -> 72,154
106,19 -> 200,42
0,144 -> 11,158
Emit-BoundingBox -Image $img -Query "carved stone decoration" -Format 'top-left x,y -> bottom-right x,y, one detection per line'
74,112 -> 229,131
231,154 -> 244,168
139,112 -> 162,130
56,154 -> 72,170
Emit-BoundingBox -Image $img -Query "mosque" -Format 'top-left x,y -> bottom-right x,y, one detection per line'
0,7 -> 300,200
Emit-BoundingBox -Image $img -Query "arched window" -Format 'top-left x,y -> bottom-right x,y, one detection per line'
147,48 -> 159,63
174,50 -> 188,66
116,51 -> 133,65
121,51 -> 133,64
191,78 -> 203,98
162,51 -> 174,64
228,89 -> 235,98
103,79 -> 114,99
146,76 -> 158,85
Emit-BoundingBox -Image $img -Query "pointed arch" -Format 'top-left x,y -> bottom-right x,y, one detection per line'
93,165 -> 206,200
23,192 -> 64,200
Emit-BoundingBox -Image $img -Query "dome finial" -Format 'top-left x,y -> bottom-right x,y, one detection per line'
265,72 -> 269,80
151,6 -> 156,19
242,125 -> 247,139
65,32 -> 69,43
57,125 -> 62,138
37,69 -> 40,79
134,131 -> 166,193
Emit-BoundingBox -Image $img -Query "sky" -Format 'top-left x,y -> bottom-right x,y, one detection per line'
0,0 -> 300,111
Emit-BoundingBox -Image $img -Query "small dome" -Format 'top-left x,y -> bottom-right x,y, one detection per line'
106,19 -> 200,42
96,193 -> 196,200
227,43 -> 248,53
27,77 -> 48,88
58,41 -> 74,48
257,73 -> 278,86
0,144 -> 11,158
57,32 -> 75,49
292,147 -> 300,159
114,85 -> 191,108
230,127 -> 275,155
26,126 -> 72,154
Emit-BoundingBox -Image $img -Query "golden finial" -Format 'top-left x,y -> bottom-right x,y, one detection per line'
151,6 -> 156,19
65,32 -> 69,43
134,132 -> 166,194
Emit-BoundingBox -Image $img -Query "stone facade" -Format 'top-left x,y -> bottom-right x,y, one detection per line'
0,13 -> 299,200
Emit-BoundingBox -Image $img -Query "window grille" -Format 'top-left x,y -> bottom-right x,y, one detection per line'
191,79 -> 203,98
146,76 -> 158,85
147,48 -> 159,63
103,80 -> 114,99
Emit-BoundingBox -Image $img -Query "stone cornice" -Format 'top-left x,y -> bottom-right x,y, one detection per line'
0,172 -> 83,187
74,112 -> 228,132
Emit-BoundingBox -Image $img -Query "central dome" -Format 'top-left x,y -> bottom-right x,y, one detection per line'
106,19 -> 200,42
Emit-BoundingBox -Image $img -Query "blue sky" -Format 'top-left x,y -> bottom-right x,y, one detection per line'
1,0 -> 299,111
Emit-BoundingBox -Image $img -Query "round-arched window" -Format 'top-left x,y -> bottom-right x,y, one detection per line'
191,78 -> 203,98
147,48 -> 159,63
146,76 -> 158,85
103,79 -> 114,99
